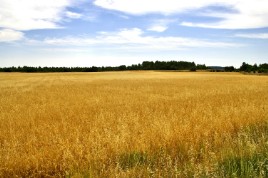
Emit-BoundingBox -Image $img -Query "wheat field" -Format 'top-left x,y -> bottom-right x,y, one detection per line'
0,71 -> 268,177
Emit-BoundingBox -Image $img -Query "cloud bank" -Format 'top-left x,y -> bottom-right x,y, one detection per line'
235,33 -> 268,39
94,0 -> 268,29
43,28 -> 240,50
0,0 -> 82,31
0,29 -> 24,42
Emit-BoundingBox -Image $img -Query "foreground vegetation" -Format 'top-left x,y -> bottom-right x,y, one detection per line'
0,72 -> 267,177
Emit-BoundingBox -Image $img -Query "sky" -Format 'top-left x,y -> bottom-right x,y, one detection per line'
0,0 -> 267,67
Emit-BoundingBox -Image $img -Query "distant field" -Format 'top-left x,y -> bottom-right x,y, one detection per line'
0,72 -> 268,177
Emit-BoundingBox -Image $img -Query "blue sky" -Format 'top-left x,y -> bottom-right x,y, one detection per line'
0,0 -> 267,67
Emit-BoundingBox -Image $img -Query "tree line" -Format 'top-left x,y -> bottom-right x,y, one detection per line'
239,62 -> 268,73
0,61 -> 267,73
0,61 -> 196,72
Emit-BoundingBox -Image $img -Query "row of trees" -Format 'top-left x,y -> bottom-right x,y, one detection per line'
0,61 -> 197,73
0,61 -> 267,73
0,66 -> 100,73
208,63 -> 268,73
239,62 -> 268,73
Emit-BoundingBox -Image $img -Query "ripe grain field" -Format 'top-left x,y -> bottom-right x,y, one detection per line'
0,71 -> 268,177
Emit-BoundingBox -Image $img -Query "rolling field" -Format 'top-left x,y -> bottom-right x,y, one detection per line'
0,71 -> 268,177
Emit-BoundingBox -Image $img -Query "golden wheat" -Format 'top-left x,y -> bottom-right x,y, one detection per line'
0,71 -> 267,177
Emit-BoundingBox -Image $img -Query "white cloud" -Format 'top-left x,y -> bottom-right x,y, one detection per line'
94,0 -> 268,29
148,25 -> 168,32
147,19 -> 175,32
0,29 -> 24,42
65,11 -> 82,19
0,0 -> 81,30
234,33 -> 268,39
43,28 -> 240,49
94,0 -> 220,15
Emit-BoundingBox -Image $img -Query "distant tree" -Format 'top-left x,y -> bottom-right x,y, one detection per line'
142,61 -> 154,70
118,65 -> 127,71
127,64 -> 139,70
224,66 -> 235,72
91,66 -> 99,72
240,62 -> 252,72
196,64 -> 207,70
3,68 -> 12,72
258,63 -> 268,73
190,67 -> 196,72
252,64 -> 258,73
259,63 -> 268,69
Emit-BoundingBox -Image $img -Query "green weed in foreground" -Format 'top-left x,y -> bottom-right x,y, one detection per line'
218,122 -> 268,177
118,152 -> 148,170
116,123 -> 268,177
219,151 -> 268,177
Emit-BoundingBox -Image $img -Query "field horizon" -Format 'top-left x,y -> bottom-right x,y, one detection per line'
0,71 -> 268,177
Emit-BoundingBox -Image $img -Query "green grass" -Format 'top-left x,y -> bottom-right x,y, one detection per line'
219,151 -> 268,177
118,152 -> 148,170
218,122 -> 268,177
